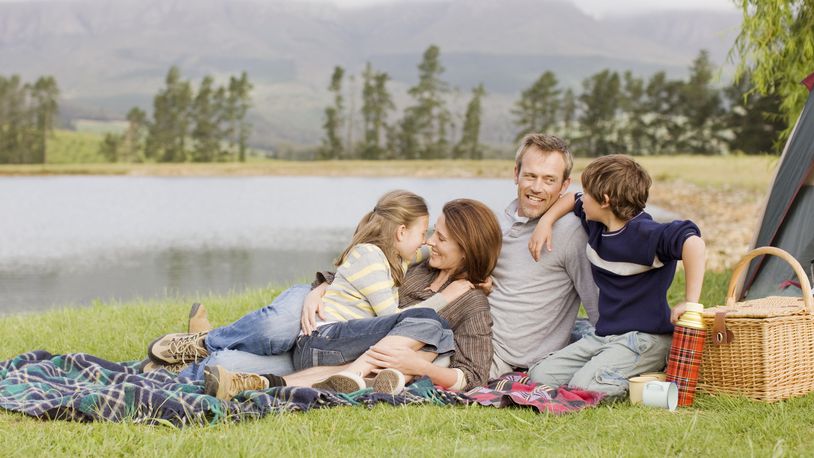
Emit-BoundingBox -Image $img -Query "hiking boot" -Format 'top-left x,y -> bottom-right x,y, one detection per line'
204,365 -> 270,401
312,371 -> 366,393
188,302 -> 213,334
148,331 -> 209,364
370,368 -> 405,395
139,358 -> 189,374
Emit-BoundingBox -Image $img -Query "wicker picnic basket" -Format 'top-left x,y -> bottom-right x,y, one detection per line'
698,247 -> 814,402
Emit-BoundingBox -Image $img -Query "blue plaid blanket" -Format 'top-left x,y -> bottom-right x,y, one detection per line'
0,351 -> 469,426
0,351 -> 601,426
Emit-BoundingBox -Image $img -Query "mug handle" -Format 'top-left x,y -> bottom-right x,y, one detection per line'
645,381 -> 664,392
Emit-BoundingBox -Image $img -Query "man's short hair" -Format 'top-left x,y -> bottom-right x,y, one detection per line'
514,133 -> 574,181
581,154 -> 651,221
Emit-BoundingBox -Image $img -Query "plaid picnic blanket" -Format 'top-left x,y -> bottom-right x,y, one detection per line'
0,351 -> 601,426
465,372 -> 604,414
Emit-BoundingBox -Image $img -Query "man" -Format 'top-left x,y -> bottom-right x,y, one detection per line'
181,134 -> 598,385
487,133 -> 598,378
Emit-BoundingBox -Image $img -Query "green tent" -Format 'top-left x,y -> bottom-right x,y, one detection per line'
741,72 -> 814,299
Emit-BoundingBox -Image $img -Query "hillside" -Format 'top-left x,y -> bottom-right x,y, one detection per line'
0,0 -> 741,147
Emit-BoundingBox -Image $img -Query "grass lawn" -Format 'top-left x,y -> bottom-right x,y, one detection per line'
2,270 -> 814,456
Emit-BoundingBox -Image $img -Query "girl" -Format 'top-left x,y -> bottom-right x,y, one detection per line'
146,190 -> 473,373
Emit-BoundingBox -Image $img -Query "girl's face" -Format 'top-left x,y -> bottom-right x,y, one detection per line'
395,215 -> 429,259
427,214 -> 465,273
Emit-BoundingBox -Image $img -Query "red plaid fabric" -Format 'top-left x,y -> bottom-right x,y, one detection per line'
665,326 -> 706,406
465,372 -> 604,414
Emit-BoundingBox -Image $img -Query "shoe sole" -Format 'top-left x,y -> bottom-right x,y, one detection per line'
312,373 -> 365,393
372,369 -> 405,395
203,365 -> 223,399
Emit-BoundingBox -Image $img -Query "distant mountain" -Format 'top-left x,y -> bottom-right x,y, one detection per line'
0,0 -> 741,147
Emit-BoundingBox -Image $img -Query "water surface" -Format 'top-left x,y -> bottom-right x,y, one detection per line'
0,176 -> 675,314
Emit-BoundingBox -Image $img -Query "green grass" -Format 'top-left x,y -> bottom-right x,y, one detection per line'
3,271 -> 814,456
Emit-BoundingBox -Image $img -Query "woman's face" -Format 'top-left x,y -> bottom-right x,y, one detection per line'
427,214 -> 465,274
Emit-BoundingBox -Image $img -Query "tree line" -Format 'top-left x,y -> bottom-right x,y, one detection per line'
0,75 -> 59,164
514,50 -> 783,156
321,47 -> 783,159
101,66 -> 253,163
321,46 -> 488,160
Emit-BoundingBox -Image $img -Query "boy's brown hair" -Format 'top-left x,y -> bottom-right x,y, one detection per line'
580,154 -> 651,221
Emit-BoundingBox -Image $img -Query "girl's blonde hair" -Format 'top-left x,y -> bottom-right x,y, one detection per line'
336,190 -> 428,287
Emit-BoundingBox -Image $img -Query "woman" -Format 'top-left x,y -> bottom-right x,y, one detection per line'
203,198 -> 503,399
146,190 -> 472,378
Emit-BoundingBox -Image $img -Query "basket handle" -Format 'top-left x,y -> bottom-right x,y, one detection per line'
726,246 -> 814,311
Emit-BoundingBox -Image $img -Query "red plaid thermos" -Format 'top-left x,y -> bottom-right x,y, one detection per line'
665,302 -> 706,407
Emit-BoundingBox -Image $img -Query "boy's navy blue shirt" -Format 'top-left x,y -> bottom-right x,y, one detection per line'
574,193 -> 700,336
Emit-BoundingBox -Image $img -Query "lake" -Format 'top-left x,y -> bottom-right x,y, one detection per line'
0,176 -> 675,314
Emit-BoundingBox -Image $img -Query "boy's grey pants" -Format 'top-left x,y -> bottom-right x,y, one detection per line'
528,331 -> 672,398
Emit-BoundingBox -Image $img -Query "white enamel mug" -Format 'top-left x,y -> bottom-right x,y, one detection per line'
641,381 -> 678,411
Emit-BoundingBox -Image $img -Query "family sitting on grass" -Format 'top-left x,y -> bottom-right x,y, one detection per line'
143,133 -> 706,402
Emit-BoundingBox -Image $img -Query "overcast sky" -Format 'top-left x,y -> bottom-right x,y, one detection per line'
0,0 -> 739,18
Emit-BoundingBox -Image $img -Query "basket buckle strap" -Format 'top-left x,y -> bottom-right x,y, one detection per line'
712,312 -> 734,345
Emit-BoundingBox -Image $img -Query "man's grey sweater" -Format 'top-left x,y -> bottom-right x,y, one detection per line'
489,200 -> 599,369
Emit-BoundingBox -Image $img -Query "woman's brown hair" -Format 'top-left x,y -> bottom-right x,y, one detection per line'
441,199 -> 502,284
336,190 -> 428,287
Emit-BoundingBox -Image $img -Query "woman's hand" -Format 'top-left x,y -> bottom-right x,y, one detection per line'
300,283 -> 328,335
476,276 -> 494,295
440,279 -> 474,303
364,345 -> 430,377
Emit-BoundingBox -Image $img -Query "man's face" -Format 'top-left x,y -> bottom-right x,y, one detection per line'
513,147 -> 571,219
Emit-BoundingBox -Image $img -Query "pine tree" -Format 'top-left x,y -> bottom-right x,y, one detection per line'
454,84 -> 486,159
191,76 -> 220,162
643,72 -> 683,154
99,132 -> 122,162
122,107 -> 147,162
512,71 -> 560,141
321,66 -> 345,159
233,72 -> 253,162
680,50 -> 724,154
620,71 -> 647,154
146,66 -> 192,162
404,45 -> 450,159
360,63 -> 395,160
560,88 -> 577,139
578,70 -> 622,156
31,76 -> 59,164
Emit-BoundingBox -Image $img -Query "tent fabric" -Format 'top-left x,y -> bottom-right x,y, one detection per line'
742,72 -> 814,299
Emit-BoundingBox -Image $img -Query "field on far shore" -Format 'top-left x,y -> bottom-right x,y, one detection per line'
0,154 -> 778,271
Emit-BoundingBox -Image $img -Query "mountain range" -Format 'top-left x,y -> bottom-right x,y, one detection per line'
0,0 -> 741,148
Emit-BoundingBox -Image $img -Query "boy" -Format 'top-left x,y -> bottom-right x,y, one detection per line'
526,154 -> 705,398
